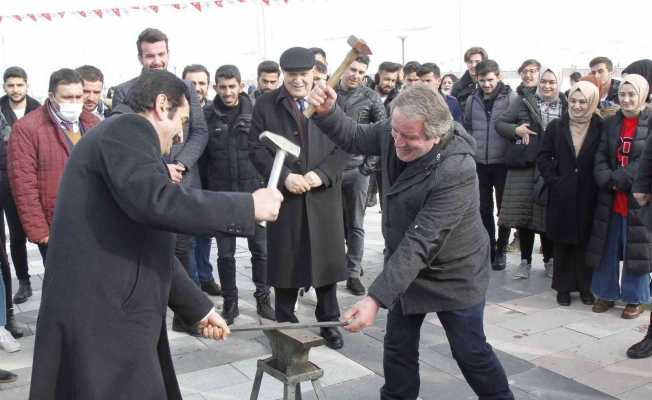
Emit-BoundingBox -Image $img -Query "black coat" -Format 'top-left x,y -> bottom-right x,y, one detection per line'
203,93 -> 263,193
537,114 -> 603,244
451,70 -> 476,112
586,108 -> 652,275
249,86 -> 349,288
29,114 -> 256,400
0,94 -> 40,171
313,108 -> 490,314
112,76 -> 208,189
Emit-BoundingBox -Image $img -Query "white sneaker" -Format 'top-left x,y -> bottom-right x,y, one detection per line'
512,260 -> 531,279
0,327 -> 20,353
544,259 -> 554,279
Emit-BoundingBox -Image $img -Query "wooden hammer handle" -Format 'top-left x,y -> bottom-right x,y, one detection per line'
303,49 -> 359,119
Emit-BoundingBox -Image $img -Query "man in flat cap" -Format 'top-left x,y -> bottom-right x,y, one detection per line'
249,47 -> 349,349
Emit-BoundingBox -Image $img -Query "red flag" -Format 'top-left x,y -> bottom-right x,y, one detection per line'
58,12 -> 66,18
150,5 -> 159,13
12,15 -> 22,22
94,10 -> 103,18
191,2 -> 202,11
79,11 -> 87,17
40,13 -> 52,21
27,14 -> 37,22
261,0 -> 270,4
214,1 -> 223,7
172,4 -> 182,10
112,8 -> 121,16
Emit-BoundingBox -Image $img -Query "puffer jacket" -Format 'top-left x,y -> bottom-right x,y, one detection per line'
203,93 -> 263,193
336,83 -> 386,172
8,104 -> 99,242
463,83 -> 515,165
586,108 -> 652,275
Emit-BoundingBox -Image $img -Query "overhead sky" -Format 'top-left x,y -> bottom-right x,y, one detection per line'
0,0 -> 650,99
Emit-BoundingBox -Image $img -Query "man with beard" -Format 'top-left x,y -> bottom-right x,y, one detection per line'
336,54 -> 386,295
249,47 -> 349,349
0,67 -> 40,308
76,65 -> 110,120
203,64 -> 275,324
112,28 -> 209,335
375,61 -> 401,115
589,56 -> 621,108
251,60 -> 281,101
28,69 -> 284,400
451,46 -> 488,111
183,64 -> 211,108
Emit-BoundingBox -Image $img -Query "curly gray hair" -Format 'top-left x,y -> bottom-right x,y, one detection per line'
390,84 -> 453,140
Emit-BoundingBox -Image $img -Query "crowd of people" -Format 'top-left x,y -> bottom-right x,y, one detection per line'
0,26 -> 650,400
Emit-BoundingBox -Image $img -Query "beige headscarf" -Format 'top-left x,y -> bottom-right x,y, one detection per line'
620,73 -> 650,117
568,81 -> 599,156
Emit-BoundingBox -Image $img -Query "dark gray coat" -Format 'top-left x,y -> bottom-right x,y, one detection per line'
335,83 -> 386,172
313,108 -> 490,314
496,94 -> 567,231
586,108 -> 652,275
112,76 -> 208,189
463,85 -> 515,165
249,87 -> 349,288
29,114 -> 256,399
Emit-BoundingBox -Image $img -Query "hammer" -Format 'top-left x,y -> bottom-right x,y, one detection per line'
303,35 -> 372,119
258,131 -> 301,227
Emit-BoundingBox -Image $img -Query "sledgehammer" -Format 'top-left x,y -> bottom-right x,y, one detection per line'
258,131 -> 301,227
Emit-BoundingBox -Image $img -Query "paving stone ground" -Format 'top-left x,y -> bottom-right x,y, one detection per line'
1,206 -> 651,399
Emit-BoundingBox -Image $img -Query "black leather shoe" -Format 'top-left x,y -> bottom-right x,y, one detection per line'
492,252 -> 506,271
580,291 -> 595,305
366,196 -> 377,208
6,309 -> 25,339
221,298 -> 240,325
172,315 -> 200,337
13,279 -> 32,304
200,279 -> 222,296
320,327 -> 343,349
256,295 -> 276,321
626,336 -> 652,359
346,278 -> 366,296
0,368 -> 17,383
556,292 -> 571,306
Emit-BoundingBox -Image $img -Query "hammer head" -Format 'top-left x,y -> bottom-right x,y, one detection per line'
259,131 -> 301,161
347,35 -> 372,56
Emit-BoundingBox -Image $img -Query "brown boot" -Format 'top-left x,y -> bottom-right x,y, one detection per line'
622,304 -> 644,319
592,299 -> 615,313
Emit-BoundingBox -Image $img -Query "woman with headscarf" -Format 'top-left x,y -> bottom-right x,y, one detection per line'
587,74 -> 652,320
537,81 -> 602,306
496,67 -> 567,279
627,63 -> 652,359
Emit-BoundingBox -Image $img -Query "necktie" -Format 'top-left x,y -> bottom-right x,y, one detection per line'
297,99 -> 305,112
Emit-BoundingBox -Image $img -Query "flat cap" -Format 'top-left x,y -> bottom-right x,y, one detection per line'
280,47 -> 315,72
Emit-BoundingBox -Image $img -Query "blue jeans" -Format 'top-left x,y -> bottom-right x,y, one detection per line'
382,302 -> 514,400
592,212 -> 651,304
188,236 -> 214,285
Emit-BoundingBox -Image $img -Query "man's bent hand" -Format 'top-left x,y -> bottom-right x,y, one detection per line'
343,296 -> 380,333
198,309 -> 230,340
307,84 -> 337,117
252,188 -> 284,222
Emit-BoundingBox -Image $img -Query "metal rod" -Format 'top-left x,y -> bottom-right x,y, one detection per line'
230,320 -> 349,332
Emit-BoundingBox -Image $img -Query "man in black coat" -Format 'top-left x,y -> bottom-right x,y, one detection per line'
203,64 -> 275,324
111,28 -> 209,334
0,66 -> 40,308
28,70 -> 283,400
249,47 -> 349,349
308,84 -> 514,400
451,46 -> 488,112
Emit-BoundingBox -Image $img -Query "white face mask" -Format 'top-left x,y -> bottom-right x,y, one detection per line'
55,100 -> 83,123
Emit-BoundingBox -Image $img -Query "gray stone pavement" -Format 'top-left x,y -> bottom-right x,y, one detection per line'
1,206 -> 652,399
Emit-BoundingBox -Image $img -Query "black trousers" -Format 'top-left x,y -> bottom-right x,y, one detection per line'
0,213 -> 12,313
476,164 -> 509,260
274,283 -> 340,323
0,172 -> 29,280
518,229 -> 553,264
552,243 -> 592,294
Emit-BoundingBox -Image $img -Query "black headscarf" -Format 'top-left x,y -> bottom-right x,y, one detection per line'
622,59 -> 652,94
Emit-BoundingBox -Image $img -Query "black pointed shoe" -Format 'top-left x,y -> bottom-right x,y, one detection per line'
626,336 -> 652,359
200,279 -> 222,296
556,292 -> 571,306
256,295 -> 276,321
13,279 -> 32,304
346,278 -> 366,296
320,327 -> 343,350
